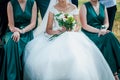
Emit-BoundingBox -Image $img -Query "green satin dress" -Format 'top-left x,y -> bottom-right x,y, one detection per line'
82,2 -> 120,74
0,0 -> 34,80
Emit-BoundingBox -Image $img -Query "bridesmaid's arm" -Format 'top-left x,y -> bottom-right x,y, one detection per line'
79,4 -> 100,33
7,2 -> 21,42
21,1 -> 37,34
7,2 -> 21,32
103,7 -> 109,30
46,12 -> 62,35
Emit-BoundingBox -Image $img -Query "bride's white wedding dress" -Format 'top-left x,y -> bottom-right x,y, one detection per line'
23,6 -> 114,80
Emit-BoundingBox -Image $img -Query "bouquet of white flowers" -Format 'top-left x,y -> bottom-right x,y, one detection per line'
55,12 -> 76,30
49,13 -> 76,40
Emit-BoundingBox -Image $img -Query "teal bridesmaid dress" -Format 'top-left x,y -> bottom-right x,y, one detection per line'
82,2 -> 120,74
0,0 -> 35,80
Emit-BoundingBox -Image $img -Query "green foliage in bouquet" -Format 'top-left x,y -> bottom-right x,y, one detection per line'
49,13 -> 76,41
55,13 -> 76,31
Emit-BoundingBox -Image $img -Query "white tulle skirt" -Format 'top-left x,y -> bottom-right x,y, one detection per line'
24,32 -> 114,80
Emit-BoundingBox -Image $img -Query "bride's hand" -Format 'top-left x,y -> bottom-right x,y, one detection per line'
59,27 -> 66,32
55,30 -> 62,34
54,27 -> 66,35
74,26 -> 80,32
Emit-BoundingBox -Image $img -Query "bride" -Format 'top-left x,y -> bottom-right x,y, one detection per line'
23,0 -> 115,80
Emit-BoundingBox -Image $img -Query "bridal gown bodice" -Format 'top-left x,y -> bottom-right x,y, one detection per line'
50,6 -> 78,31
23,5 -> 115,80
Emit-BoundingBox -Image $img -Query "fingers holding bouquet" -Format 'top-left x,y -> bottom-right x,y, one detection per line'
58,26 -> 67,33
49,12 -> 78,40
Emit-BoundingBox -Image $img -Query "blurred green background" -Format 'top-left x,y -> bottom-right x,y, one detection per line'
78,0 -> 120,41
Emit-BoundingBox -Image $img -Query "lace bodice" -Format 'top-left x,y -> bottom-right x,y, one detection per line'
49,6 -> 79,31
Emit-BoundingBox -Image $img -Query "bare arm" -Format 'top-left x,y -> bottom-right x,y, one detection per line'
7,2 -> 21,32
103,7 -> 109,29
21,1 -> 37,34
79,5 -> 100,33
46,12 -> 61,35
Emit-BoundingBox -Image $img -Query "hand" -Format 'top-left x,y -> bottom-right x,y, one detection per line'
59,27 -> 66,32
55,30 -> 61,34
98,29 -> 107,37
11,31 -> 20,42
19,28 -> 26,34
10,27 -> 21,33
74,26 -> 80,32
106,30 -> 110,33
54,27 -> 66,35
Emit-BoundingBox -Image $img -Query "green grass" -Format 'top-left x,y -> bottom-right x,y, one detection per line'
78,0 -> 120,41
78,0 -> 88,7
113,0 -> 120,41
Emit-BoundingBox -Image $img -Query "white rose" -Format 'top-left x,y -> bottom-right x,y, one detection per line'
58,14 -> 64,19
63,17 -> 67,22
67,14 -> 73,18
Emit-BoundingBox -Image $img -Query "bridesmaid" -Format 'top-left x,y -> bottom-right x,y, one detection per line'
0,0 -> 37,80
80,0 -> 120,80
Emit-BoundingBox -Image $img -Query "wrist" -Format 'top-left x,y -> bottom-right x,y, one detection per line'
101,25 -> 107,30
58,29 -> 62,32
21,28 -> 26,34
97,29 -> 100,33
14,31 -> 20,33
55,30 -> 61,34
10,27 -> 15,32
